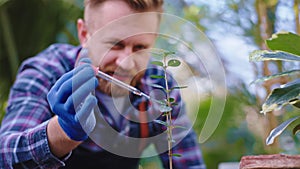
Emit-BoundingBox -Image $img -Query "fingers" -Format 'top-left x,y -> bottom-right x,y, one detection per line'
76,94 -> 97,119
47,70 -> 73,111
72,64 -> 96,90
75,94 -> 97,134
56,63 -> 96,102
48,55 -> 98,117
50,70 -> 73,94
64,76 -> 98,111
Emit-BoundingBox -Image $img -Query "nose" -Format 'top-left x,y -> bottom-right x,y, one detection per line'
116,47 -> 135,71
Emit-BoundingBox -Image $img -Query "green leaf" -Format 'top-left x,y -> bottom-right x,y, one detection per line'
293,124 -> 300,135
162,112 -> 168,116
250,50 -> 300,62
292,100 -> 300,108
168,59 -> 181,67
163,51 -> 176,57
150,84 -> 165,89
154,119 -> 168,126
151,61 -> 164,67
172,153 -> 182,157
261,81 -> 300,114
159,105 -> 172,113
266,116 -> 300,145
171,102 -> 178,106
251,69 -> 300,84
150,75 -> 165,79
172,125 -> 187,129
266,32 -> 300,56
170,86 -> 188,90
152,99 -> 166,105
168,98 -> 175,103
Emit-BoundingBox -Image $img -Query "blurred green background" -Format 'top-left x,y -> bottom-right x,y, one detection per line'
1,0 -> 300,168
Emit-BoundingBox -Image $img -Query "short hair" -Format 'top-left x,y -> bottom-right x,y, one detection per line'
84,0 -> 164,12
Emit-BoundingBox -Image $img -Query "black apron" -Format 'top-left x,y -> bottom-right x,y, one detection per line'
61,147 -> 139,169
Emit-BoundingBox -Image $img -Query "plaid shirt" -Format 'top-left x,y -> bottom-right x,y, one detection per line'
0,44 -> 206,169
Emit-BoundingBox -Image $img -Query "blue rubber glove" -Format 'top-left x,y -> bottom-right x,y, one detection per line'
47,58 -> 98,141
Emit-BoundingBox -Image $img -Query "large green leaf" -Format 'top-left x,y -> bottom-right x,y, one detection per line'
266,116 -> 300,145
266,32 -> 300,56
293,123 -> 300,135
261,81 -> 300,114
250,50 -> 300,62
251,69 -> 300,84
293,100 -> 300,108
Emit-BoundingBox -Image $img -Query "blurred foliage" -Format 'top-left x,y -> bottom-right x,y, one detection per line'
141,86 -> 267,169
194,93 -> 264,169
0,0 -> 83,120
183,0 -> 300,158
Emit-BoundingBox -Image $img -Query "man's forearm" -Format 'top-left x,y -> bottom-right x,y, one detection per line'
47,116 -> 82,158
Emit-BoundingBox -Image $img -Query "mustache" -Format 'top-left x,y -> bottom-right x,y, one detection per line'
96,70 -> 146,97
100,66 -> 135,77
96,68 -> 146,85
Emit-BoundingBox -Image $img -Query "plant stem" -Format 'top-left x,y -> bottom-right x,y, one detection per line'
163,56 -> 173,169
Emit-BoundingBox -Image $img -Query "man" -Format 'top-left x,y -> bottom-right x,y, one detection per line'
0,0 -> 206,168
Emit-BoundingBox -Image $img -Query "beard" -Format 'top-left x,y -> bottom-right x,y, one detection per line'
97,69 -> 146,97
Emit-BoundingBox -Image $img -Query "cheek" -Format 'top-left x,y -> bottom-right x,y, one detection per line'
88,44 -> 115,67
93,52 -> 115,68
134,54 -> 151,70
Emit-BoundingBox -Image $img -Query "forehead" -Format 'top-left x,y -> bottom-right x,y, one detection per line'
85,1 -> 160,36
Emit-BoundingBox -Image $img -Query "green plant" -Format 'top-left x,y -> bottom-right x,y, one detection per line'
150,51 -> 186,169
250,31 -> 300,146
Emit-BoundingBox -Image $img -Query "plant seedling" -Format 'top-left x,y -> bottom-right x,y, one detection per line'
150,51 -> 187,169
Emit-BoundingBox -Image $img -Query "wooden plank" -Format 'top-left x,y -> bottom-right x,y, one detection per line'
240,154 -> 300,169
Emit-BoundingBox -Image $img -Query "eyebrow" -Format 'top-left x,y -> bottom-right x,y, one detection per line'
103,38 -> 122,44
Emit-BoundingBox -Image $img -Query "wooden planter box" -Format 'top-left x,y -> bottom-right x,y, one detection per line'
240,154 -> 300,169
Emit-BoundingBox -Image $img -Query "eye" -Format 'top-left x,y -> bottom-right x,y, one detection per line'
110,41 -> 124,50
133,44 -> 147,52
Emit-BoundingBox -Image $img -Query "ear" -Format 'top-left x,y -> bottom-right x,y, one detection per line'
77,19 -> 89,47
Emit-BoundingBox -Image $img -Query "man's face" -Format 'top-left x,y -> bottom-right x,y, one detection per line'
78,1 -> 160,96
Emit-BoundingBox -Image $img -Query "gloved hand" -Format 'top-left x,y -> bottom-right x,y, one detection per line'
47,58 -> 98,141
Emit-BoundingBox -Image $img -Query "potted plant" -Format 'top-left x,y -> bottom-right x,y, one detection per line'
240,32 -> 300,168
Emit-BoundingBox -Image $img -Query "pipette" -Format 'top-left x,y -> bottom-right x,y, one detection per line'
96,69 -> 151,100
